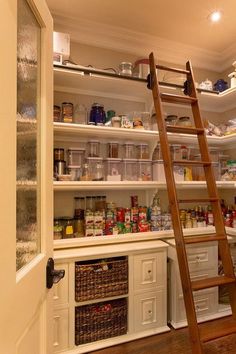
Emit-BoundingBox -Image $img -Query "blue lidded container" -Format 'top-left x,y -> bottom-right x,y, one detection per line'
89,103 -> 106,126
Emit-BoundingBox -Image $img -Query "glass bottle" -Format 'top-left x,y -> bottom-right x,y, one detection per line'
150,193 -> 161,231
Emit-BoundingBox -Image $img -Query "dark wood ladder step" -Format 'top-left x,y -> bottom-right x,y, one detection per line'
160,93 -> 197,105
199,316 -> 236,343
184,234 -> 226,244
173,159 -> 211,166
191,276 -> 236,291
166,126 -> 205,135
156,64 -> 190,75
178,198 -> 219,203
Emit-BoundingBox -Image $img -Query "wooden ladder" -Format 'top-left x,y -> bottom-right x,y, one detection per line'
148,52 -> 236,353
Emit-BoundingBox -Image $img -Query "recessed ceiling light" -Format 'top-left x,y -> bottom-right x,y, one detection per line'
209,10 -> 222,22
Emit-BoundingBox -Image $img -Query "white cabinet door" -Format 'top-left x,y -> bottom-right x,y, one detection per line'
0,1 -> 53,353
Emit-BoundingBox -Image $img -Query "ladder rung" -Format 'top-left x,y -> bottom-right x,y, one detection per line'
160,93 -> 197,105
199,316 -> 236,343
184,234 -> 226,244
191,276 -> 236,291
173,160 -> 211,166
178,198 -> 219,203
166,126 -> 204,135
156,64 -> 190,75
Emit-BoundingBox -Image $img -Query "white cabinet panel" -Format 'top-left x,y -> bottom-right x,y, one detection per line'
133,291 -> 166,332
186,244 -> 218,272
133,251 -> 166,292
53,263 -> 69,306
53,308 -> 69,353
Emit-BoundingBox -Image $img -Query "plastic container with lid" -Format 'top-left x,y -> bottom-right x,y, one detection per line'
209,147 -> 220,162
104,158 -> 122,181
67,148 -> 85,167
67,166 -> 82,181
123,142 -> 136,159
119,62 -> 133,76
152,160 -> 166,181
87,157 -> 104,181
122,159 -> 138,181
107,142 -> 119,158
165,114 -> 178,126
152,144 -> 162,160
192,154 -> 205,181
87,140 -> 100,157
170,144 -> 182,160
138,159 -> 152,181
136,143 -> 149,159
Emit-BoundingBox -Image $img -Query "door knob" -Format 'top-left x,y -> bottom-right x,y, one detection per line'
46,257 -> 65,289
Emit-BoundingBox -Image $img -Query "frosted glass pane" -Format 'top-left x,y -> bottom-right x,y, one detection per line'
16,0 -> 41,271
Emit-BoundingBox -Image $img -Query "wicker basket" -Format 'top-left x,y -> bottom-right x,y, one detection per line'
75,257 -> 128,302
75,298 -> 127,345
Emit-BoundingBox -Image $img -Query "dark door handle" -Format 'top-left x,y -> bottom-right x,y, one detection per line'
46,257 -> 65,289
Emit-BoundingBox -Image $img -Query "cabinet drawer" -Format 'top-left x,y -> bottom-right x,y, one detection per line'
53,308 -> 69,353
53,263 -> 69,306
176,288 -> 218,323
186,243 -> 218,272
133,251 -> 166,292
133,291 -> 166,332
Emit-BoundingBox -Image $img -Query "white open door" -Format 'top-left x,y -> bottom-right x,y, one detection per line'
0,1 -> 55,353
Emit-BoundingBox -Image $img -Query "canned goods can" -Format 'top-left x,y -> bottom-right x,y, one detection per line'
117,207 -> 125,222
62,102 -> 73,123
125,208 -> 131,222
131,207 -> 139,223
117,222 -> 124,234
139,206 -> 147,221
131,222 -> 138,233
124,222 -> 132,233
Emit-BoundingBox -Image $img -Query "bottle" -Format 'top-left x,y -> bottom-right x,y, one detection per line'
207,205 -> 214,226
150,193 -> 161,231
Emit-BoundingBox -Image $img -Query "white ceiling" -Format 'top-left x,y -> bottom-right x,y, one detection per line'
46,0 -> 236,70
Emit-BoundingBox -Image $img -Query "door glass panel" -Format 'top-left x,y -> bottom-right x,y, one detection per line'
16,0 -> 41,271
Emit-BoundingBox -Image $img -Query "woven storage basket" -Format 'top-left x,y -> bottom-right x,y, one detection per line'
75,257 -> 128,302
75,298 -> 127,345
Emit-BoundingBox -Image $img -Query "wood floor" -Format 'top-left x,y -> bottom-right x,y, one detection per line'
90,317 -> 236,354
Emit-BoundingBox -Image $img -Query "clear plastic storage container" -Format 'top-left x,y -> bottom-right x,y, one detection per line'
122,159 -> 138,181
104,158 -> 122,181
123,142 -> 136,159
87,140 -> 100,157
87,157 -> 104,181
107,142 -> 119,158
136,143 -> 149,159
152,160 -> 165,181
67,148 -> 85,167
138,159 -> 152,181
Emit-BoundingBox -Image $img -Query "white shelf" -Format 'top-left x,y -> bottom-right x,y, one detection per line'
199,87 -> 236,112
54,66 -> 150,103
53,122 -> 236,149
53,180 -> 236,191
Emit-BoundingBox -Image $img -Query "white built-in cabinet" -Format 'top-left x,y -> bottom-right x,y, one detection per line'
52,64 -> 236,353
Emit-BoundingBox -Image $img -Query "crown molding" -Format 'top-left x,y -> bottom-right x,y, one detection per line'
52,13 -> 235,73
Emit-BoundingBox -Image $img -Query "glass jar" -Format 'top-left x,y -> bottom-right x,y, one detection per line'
138,159 -> 152,181
62,217 -> 74,239
54,148 -> 64,161
87,140 -> 100,157
62,102 -> 73,123
137,143 -> 149,159
119,62 -> 133,76
165,114 -> 178,126
89,103 -> 106,126
122,159 -> 138,181
111,116 -> 121,128
53,105 -> 61,122
107,142 -> 119,158
177,116 -> 192,127
73,103 -> 87,124
53,219 -> 63,240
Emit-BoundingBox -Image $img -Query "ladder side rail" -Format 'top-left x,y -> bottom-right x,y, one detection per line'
149,52 -> 203,353
186,61 -> 236,318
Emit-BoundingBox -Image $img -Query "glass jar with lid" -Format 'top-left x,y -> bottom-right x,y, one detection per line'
177,116 -> 192,127
89,103 -> 106,126
165,114 -> 178,126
